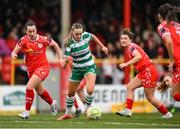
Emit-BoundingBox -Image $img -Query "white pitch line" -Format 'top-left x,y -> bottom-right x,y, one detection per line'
103,122 -> 180,127
12,121 -> 180,127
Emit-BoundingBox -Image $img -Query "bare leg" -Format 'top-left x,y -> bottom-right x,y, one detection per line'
84,73 -> 96,110
144,87 -> 169,115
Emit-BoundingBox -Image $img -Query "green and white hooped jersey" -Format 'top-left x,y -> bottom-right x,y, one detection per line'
65,32 -> 95,69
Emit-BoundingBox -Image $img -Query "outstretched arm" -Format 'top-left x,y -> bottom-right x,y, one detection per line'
50,39 -> 64,67
119,50 -> 142,69
92,34 -> 108,55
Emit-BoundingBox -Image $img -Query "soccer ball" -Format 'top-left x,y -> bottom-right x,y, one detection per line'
86,106 -> 102,120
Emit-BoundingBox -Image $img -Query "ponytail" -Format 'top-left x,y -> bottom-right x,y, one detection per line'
166,6 -> 179,23
64,23 -> 83,48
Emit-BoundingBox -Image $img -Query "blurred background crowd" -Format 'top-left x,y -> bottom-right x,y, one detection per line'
0,0 -> 179,85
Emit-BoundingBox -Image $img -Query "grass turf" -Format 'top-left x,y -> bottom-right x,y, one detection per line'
0,112 -> 180,128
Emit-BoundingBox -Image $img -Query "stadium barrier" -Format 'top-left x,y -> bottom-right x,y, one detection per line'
10,58 -> 170,85
0,86 -> 36,115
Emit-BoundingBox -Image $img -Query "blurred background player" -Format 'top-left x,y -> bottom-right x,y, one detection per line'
11,19 -> 64,119
115,28 -> 172,118
57,23 -> 108,120
157,75 -> 172,93
157,75 -> 176,113
157,3 -> 180,102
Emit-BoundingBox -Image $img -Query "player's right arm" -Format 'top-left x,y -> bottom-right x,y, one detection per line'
11,44 -> 21,59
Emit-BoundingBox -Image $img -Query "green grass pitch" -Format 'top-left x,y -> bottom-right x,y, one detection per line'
0,112 -> 180,128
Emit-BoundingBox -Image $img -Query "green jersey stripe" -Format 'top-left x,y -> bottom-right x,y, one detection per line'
71,42 -> 88,53
73,52 -> 91,62
65,31 -> 95,69
73,60 -> 94,68
71,47 -> 89,57
73,55 -> 92,64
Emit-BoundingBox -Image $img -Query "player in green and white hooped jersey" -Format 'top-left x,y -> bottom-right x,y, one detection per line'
57,23 -> 108,120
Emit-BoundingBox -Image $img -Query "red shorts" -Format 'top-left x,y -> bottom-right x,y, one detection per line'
77,78 -> 86,91
28,66 -> 50,81
137,65 -> 158,88
172,67 -> 180,84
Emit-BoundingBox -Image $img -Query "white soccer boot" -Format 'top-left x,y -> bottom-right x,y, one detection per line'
161,112 -> 173,119
50,100 -> 58,116
18,111 -> 30,119
115,109 -> 132,117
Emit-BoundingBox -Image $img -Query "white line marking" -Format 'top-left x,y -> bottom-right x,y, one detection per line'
12,121 -> 180,127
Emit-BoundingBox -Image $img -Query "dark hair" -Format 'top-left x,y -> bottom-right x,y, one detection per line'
157,80 -> 169,93
120,28 -> 134,39
25,19 -> 36,30
158,3 -> 179,23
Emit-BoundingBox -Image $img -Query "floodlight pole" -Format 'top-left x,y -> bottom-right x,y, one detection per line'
60,0 -> 71,110
123,0 -> 131,84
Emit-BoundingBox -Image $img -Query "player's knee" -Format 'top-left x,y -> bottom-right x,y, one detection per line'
86,88 -> 94,95
173,93 -> 180,101
68,91 -> 76,97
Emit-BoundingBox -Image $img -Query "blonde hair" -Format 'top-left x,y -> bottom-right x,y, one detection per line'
64,23 -> 83,48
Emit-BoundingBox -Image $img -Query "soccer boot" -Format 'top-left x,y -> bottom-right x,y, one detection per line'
18,111 -> 30,119
57,114 -> 73,120
50,100 -> 58,116
161,112 -> 173,119
115,109 -> 132,117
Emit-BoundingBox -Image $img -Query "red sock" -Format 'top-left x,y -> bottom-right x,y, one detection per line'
173,93 -> 180,101
25,89 -> 34,111
125,98 -> 134,110
39,90 -> 53,105
157,105 -> 168,114
74,98 -> 79,109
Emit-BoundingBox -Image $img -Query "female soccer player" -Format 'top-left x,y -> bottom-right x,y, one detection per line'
157,3 -> 180,102
65,56 -> 86,117
157,75 -> 172,93
57,23 -> 108,120
11,19 -> 64,119
115,28 -> 172,118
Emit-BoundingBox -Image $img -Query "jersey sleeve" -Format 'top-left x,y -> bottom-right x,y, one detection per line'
127,46 -> 136,57
43,36 -> 52,46
157,25 -> 170,39
64,43 -> 71,57
17,37 -> 25,48
82,32 -> 93,42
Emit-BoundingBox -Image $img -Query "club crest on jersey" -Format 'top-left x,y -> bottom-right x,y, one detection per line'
38,43 -> 43,48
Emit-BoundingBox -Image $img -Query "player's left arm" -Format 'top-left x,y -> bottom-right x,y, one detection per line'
119,49 -> 142,69
91,34 -> 108,55
163,35 -> 174,72
49,39 -> 64,67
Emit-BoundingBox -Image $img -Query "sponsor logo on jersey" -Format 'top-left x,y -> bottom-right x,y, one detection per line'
38,43 -> 43,48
